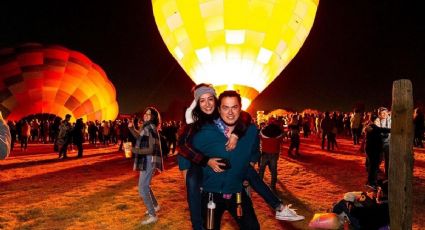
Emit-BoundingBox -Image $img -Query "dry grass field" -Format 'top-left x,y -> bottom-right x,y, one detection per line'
1,137 -> 424,230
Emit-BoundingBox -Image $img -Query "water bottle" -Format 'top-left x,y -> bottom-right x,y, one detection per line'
206,198 -> 216,229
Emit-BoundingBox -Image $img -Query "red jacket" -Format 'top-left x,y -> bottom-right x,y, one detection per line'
260,132 -> 282,154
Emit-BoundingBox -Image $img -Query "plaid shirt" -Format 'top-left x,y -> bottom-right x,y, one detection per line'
177,124 -> 210,167
130,124 -> 164,172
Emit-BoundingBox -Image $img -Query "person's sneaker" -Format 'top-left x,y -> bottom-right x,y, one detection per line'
141,214 -> 158,225
144,205 -> 160,215
276,204 -> 305,221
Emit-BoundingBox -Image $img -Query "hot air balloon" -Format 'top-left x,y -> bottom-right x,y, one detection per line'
152,0 -> 319,109
0,43 -> 119,121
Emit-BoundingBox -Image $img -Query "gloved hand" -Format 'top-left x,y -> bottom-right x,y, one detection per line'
185,99 -> 197,124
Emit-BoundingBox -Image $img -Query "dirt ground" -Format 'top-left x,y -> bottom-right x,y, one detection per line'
1,137 -> 424,230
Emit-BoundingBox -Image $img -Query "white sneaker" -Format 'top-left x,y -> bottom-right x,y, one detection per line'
141,215 -> 158,225
275,204 -> 305,221
144,205 -> 160,215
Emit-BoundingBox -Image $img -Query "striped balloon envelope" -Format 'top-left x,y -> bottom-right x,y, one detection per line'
0,43 -> 118,121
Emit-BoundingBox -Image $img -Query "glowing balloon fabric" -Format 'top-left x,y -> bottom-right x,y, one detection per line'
0,43 -> 119,121
153,0 -> 319,109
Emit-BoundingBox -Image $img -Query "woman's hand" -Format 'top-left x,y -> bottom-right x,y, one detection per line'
128,120 -> 134,128
207,158 -> 225,173
225,133 -> 239,151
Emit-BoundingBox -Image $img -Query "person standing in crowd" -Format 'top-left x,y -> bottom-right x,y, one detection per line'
50,117 -> 61,145
351,109 -> 362,145
0,112 -> 11,160
320,112 -> 332,151
364,113 -> 391,189
57,114 -> 72,159
128,107 -> 164,225
413,107 -> 424,148
374,107 -> 391,178
72,118 -> 85,158
343,113 -> 352,137
102,121 -> 110,146
7,120 -> 16,151
315,113 -> 322,138
302,113 -> 311,138
167,121 -> 178,155
88,121 -> 98,145
287,114 -> 301,157
328,112 -> 338,151
118,118 -> 130,152
259,118 -> 283,191
20,120 -> 31,152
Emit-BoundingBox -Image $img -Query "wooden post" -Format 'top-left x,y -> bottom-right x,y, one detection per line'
389,79 -> 414,230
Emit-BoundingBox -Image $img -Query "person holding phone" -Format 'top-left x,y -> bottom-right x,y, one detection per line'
128,107 -> 163,225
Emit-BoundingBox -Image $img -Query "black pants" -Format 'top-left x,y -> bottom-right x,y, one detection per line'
366,150 -> 380,186
259,153 -> 278,189
75,142 -> 83,157
201,191 -> 260,230
352,128 -> 360,145
59,140 -> 70,157
321,132 -> 330,150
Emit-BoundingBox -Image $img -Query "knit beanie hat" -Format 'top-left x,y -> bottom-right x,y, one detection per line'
194,85 -> 216,102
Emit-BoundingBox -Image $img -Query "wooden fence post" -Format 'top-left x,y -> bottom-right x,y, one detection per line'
389,79 -> 414,230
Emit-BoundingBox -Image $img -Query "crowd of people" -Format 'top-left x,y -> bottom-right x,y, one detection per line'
2,85 -> 425,229
4,114 -> 182,159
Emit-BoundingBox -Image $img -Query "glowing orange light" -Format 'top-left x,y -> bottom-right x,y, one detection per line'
0,43 -> 119,121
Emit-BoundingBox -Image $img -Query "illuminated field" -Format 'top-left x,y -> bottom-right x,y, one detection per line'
1,138 -> 424,229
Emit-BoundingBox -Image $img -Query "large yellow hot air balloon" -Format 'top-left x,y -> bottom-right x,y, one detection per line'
0,43 -> 118,121
152,0 -> 319,109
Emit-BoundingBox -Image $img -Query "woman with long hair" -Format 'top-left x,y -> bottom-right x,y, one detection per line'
129,107 -> 163,225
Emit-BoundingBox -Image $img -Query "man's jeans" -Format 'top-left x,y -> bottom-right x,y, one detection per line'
138,155 -> 158,216
247,165 -> 281,209
258,153 -> 279,191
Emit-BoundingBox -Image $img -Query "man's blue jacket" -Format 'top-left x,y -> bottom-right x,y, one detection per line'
192,123 -> 260,194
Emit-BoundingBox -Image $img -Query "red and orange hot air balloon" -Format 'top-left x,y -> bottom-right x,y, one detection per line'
0,43 -> 118,121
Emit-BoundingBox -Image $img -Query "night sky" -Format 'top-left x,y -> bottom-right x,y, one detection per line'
0,0 -> 424,119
